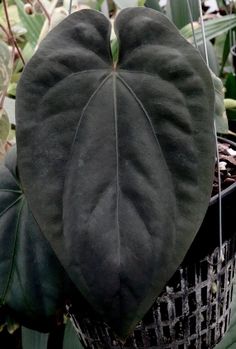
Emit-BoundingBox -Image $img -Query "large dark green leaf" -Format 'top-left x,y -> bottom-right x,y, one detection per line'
0,148 -> 70,332
16,8 -> 215,337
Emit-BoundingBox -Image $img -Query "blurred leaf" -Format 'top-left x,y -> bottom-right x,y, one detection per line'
198,40 -> 220,76
181,15 -> 236,45
11,24 -> 27,37
225,74 -> 236,124
14,42 -> 35,75
7,82 -> 17,97
145,0 -> 162,11
225,99 -> 236,109
15,0 -> 44,48
37,7 -> 68,45
22,327 -> 49,349
63,321 -> 84,349
77,0 -> 97,7
3,97 -> 15,124
225,73 -> 236,99
113,0 -> 139,8
0,109 -> 10,143
64,0 -> 97,11
0,5 -> 20,28
221,30 -> 230,73
138,0 -> 146,5
95,0 -> 105,10
166,0 -> 200,29
111,39 -> 118,63
6,316 -> 20,334
7,129 -> 16,142
0,41 -> 12,105
211,72 -> 229,134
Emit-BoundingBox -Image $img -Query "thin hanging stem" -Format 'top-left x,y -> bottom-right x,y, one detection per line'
186,0 -> 198,49
197,0 -> 223,261
2,0 -> 25,66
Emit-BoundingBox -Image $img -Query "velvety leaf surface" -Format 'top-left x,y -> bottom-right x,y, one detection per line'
0,148 -> 70,331
16,8 -> 215,337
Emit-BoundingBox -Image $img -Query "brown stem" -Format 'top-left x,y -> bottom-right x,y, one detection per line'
33,0 -> 51,25
2,0 -> 25,66
0,24 -> 10,40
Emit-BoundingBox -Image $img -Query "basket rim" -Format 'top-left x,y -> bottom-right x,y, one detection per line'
210,136 -> 236,206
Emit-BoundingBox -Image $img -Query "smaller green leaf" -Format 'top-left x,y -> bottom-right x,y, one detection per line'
166,0 -> 200,29
198,40 -> 219,76
181,15 -> 236,45
138,0 -> 146,6
145,0 -> 162,11
225,73 -> 236,99
6,315 -> 20,334
11,24 -> 27,37
15,0 -> 44,48
111,39 -> 118,63
221,31 -> 230,74
0,41 -> 12,104
211,71 -> 229,134
3,97 -> 15,124
63,321 -> 84,349
0,109 -> 10,144
14,42 -> 34,74
22,327 -> 49,349
113,0 -> 139,8
225,74 -> 236,124
225,99 -> 236,110
7,82 -> 17,97
95,0 -> 105,11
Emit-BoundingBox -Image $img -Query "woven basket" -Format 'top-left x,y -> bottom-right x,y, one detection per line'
71,237 -> 236,349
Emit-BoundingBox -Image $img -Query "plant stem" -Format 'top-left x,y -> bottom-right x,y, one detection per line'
35,0 -> 51,25
2,0 -> 25,66
0,24 -> 10,40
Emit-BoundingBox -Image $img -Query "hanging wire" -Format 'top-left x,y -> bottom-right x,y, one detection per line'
186,0 -> 198,48
68,0 -> 73,14
191,0 -> 224,261
66,304 -> 88,347
198,0 -> 209,66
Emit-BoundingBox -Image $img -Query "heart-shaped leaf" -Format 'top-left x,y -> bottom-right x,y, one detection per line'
16,8 -> 215,337
0,148 -> 70,331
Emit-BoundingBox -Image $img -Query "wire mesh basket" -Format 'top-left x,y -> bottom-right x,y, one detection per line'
70,237 -> 236,349
69,175 -> 236,349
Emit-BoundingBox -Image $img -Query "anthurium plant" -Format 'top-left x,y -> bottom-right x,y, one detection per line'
0,147 -> 74,331
0,7 -> 215,340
